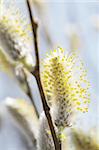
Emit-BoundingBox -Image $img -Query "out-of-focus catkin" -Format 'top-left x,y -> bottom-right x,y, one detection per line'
0,2 -> 34,71
5,98 -> 39,145
72,129 -> 99,150
42,48 -> 90,129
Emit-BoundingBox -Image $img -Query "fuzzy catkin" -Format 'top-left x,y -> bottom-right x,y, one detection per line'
72,129 -> 99,150
0,2 -> 34,71
5,98 -> 39,142
42,48 -> 90,129
37,113 -> 55,150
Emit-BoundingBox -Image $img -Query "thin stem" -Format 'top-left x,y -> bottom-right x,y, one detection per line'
26,0 -> 61,150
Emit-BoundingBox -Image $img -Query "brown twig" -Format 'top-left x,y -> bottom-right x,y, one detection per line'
26,0 -> 61,150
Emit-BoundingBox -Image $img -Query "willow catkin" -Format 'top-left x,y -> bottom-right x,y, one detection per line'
5,98 -> 39,146
37,113 -> 55,150
72,129 -> 99,150
42,48 -> 90,129
37,112 -> 70,150
0,1 -> 34,71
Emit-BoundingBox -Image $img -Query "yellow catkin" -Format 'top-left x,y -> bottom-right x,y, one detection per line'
42,48 -> 90,128
0,1 -> 34,71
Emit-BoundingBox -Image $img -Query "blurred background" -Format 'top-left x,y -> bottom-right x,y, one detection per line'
0,0 -> 99,149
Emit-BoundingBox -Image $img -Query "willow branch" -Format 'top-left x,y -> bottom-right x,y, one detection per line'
26,0 -> 61,150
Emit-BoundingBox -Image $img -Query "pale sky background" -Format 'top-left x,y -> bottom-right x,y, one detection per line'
0,0 -> 99,149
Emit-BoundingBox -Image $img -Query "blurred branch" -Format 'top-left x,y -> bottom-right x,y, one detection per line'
0,47 -> 39,117
26,0 -> 61,150
19,68 -> 39,118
